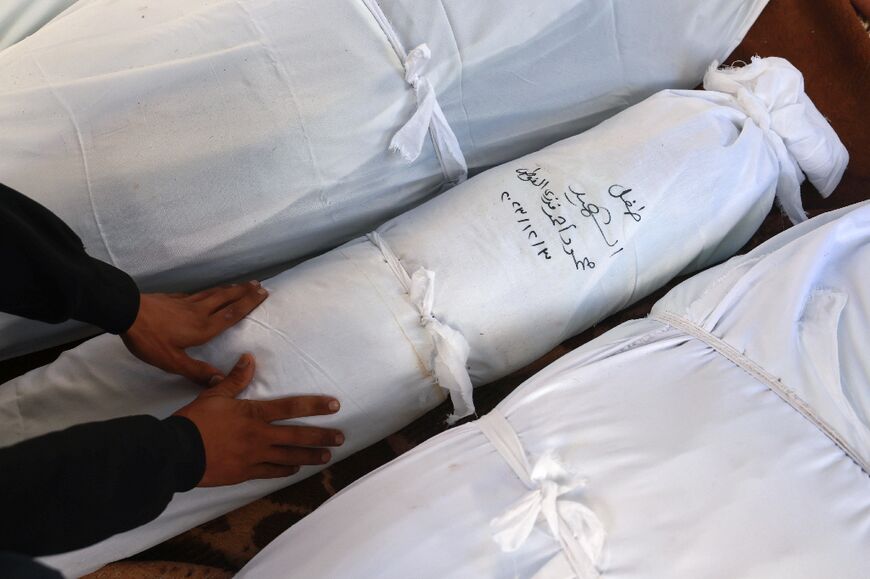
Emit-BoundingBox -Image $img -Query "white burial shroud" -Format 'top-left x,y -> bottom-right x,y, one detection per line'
0,57 -> 847,576
0,0 -> 77,50
0,0 -> 770,358
238,202 -> 870,579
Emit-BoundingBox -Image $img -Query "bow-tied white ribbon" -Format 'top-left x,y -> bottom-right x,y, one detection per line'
491,452 -> 605,579
389,43 -> 468,184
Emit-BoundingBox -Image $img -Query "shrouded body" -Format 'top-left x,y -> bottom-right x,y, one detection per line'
239,202 -> 870,579
0,0 -> 768,358
0,57 -> 848,576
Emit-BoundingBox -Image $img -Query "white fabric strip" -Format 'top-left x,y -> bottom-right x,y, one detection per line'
478,412 -> 606,579
703,57 -> 849,224
651,311 -> 869,475
367,232 -> 475,422
360,0 -> 468,184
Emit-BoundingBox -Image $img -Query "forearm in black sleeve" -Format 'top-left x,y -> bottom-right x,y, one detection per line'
0,415 -> 205,556
0,182 -> 139,333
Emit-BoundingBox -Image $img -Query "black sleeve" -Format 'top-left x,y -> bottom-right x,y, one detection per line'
0,182 -> 139,334
0,415 -> 205,557
0,552 -> 63,579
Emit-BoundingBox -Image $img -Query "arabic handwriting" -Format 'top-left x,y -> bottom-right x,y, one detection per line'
608,184 -> 644,222
501,192 -> 552,260
505,167 -> 646,272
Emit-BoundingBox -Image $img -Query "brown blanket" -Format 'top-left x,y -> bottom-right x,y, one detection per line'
9,0 -> 866,576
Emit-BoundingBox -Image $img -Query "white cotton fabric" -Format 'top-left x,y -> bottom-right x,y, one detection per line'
237,202 -> 870,579
480,412 -> 606,578
0,0 -> 769,359
0,56 -> 847,576
0,0 -> 77,51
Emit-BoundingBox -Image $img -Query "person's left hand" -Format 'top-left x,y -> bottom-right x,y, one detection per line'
122,281 -> 269,385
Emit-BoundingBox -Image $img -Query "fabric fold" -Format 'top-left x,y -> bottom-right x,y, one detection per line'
650,309 -> 869,475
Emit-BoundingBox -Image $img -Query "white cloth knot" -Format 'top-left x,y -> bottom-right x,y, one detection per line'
491,452 -> 605,579
734,86 -> 771,132
402,43 -> 431,86
704,57 -> 848,224
409,267 -> 475,423
366,232 -> 475,422
361,0 -> 468,183
388,43 -> 438,162
387,42 -> 468,184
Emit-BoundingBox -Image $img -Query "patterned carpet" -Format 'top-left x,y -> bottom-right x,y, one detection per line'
0,0 -> 866,577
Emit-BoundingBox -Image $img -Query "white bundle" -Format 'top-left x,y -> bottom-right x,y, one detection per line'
0,0 -> 769,358
0,56 -> 847,576
239,202 -> 870,579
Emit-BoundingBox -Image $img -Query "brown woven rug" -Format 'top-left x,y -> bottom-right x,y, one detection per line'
1,0 -> 867,576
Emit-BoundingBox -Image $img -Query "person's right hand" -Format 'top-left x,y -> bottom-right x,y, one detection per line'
122,282 -> 269,386
173,353 -> 344,487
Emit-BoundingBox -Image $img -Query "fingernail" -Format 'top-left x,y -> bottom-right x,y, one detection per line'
328,400 -> 340,412
237,354 -> 251,368
321,450 -> 332,463
209,375 -> 223,386
257,288 -> 268,295
249,280 -> 261,287
334,433 -> 345,445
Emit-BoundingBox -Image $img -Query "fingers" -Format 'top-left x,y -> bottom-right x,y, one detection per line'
199,282 -> 258,313
185,287 -> 222,302
172,352 -> 225,387
208,282 -> 269,334
248,464 -> 301,480
256,395 -> 341,423
248,446 -> 333,482
261,446 -> 332,467
210,353 -> 256,397
262,424 -> 345,448
186,281 -> 264,307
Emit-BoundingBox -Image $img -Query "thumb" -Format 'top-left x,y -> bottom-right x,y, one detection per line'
173,351 -> 225,387
210,353 -> 256,398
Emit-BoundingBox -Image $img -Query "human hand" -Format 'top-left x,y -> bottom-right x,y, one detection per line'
122,281 -> 268,385
174,353 -> 344,487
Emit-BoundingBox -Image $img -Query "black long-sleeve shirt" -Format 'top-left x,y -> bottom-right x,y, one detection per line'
0,182 -> 138,332
0,182 -> 206,573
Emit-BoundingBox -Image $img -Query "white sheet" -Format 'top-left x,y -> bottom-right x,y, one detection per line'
0,0 -> 769,358
238,201 -> 870,579
0,0 -> 77,51
0,56 -> 847,576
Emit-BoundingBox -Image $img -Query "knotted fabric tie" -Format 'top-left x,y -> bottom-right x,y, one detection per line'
479,412 -> 606,578
703,57 -> 848,224
361,0 -> 468,184
367,232 -> 475,422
